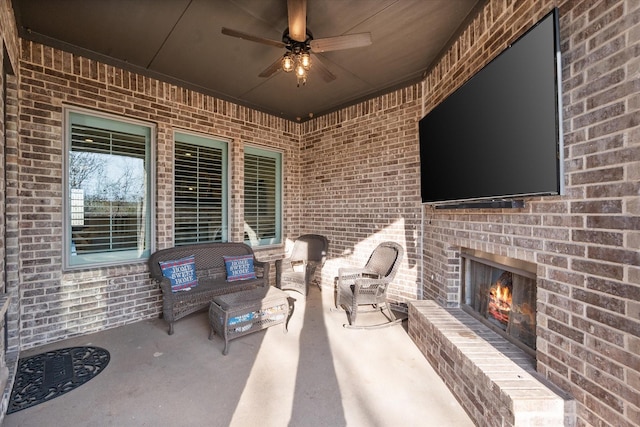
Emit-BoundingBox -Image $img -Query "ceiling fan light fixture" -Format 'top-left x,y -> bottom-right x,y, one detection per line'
300,52 -> 311,70
295,56 -> 307,86
296,73 -> 307,87
282,53 -> 294,72
221,0 -> 372,89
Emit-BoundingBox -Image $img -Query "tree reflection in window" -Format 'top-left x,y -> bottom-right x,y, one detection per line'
67,115 -> 151,267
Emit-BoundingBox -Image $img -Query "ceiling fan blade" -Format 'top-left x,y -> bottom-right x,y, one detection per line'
287,0 -> 307,42
221,27 -> 285,49
311,55 -> 336,83
310,33 -> 372,53
258,57 -> 283,78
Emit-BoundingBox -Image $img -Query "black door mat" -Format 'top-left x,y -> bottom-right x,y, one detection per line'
7,346 -> 110,414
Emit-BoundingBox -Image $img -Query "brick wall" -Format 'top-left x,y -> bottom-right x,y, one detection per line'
0,26 -> 6,299
0,0 -> 638,425
300,88 -> 424,302
5,74 -> 18,354
419,1 -> 640,426
14,34 -> 426,350
0,1 -> 20,422
14,40 -> 302,349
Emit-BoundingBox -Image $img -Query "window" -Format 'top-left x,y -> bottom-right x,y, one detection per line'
244,146 -> 282,246
64,110 -> 154,269
174,132 -> 228,245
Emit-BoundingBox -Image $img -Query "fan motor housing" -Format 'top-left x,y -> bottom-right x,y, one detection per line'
282,28 -> 313,53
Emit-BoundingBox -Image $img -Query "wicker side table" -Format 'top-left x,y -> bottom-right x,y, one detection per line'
208,286 -> 290,355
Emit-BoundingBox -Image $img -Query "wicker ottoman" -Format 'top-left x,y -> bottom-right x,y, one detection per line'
208,286 -> 290,355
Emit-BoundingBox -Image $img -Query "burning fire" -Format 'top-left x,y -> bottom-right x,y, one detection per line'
488,272 -> 513,324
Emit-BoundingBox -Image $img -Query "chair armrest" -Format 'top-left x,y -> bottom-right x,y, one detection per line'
337,267 -> 379,280
337,267 -> 366,277
275,258 -> 285,270
158,277 -> 173,295
276,257 -> 306,272
354,277 -> 388,297
337,267 -> 381,289
254,259 -> 270,282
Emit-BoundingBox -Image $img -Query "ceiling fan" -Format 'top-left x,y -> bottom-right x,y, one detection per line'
221,0 -> 372,86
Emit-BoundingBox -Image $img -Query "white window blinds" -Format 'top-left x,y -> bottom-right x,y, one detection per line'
66,111 -> 152,268
244,147 -> 281,246
174,133 -> 228,245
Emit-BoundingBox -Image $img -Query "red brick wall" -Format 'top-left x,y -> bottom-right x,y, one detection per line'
4,74 -> 19,354
15,35 -> 426,350
300,88 -> 423,301
0,0 -> 21,357
15,40 -> 302,348
3,0 -> 639,425
419,1 -> 640,426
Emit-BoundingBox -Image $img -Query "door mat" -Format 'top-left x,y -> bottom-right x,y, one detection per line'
7,346 -> 110,414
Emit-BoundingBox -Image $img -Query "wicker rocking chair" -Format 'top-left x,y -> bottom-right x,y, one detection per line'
335,241 -> 404,329
276,234 -> 329,295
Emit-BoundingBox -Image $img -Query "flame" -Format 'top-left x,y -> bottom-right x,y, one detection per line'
495,284 -> 512,303
488,281 -> 512,324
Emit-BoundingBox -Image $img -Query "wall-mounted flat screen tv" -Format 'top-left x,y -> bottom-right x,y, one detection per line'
419,8 -> 563,207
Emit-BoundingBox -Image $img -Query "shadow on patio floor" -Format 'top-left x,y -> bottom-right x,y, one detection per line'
4,285 -> 474,427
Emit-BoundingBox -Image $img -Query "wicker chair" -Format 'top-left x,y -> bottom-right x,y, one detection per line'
276,234 -> 329,295
335,241 -> 404,329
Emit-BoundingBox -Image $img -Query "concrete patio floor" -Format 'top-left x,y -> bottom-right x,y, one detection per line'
4,285 -> 474,427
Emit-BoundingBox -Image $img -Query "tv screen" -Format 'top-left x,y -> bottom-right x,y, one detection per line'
419,9 -> 563,206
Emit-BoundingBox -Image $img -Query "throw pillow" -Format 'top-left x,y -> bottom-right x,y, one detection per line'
223,254 -> 256,282
159,255 -> 198,292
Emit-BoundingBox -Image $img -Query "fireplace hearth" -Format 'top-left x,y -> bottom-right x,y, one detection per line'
408,248 -> 574,426
461,249 -> 537,356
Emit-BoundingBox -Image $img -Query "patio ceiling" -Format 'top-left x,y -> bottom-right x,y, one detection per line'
11,0 -> 482,121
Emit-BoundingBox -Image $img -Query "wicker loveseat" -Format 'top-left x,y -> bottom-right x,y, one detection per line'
148,242 -> 269,335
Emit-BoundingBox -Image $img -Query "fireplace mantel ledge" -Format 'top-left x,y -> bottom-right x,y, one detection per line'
408,300 -> 575,427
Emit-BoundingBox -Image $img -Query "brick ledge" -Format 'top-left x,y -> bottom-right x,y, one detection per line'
408,300 -> 575,427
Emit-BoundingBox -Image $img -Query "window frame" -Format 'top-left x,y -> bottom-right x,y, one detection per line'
62,107 -> 156,270
173,130 -> 229,245
243,145 -> 283,247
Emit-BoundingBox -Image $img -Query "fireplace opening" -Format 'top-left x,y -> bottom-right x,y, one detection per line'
461,249 -> 537,358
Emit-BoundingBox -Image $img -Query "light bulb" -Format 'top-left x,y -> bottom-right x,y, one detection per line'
300,52 -> 311,70
282,54 -> 294,72
296,64 -> 306,77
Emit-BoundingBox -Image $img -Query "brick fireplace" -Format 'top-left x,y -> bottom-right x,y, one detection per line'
411,1 -> 640,424
461,249 -> 537,358
409,248 -> 575,426
0,0 -> 634,425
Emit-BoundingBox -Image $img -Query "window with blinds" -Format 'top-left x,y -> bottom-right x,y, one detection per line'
65,110 -> 153,269
174,133 -> 228,245
244,146 -> 281,246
